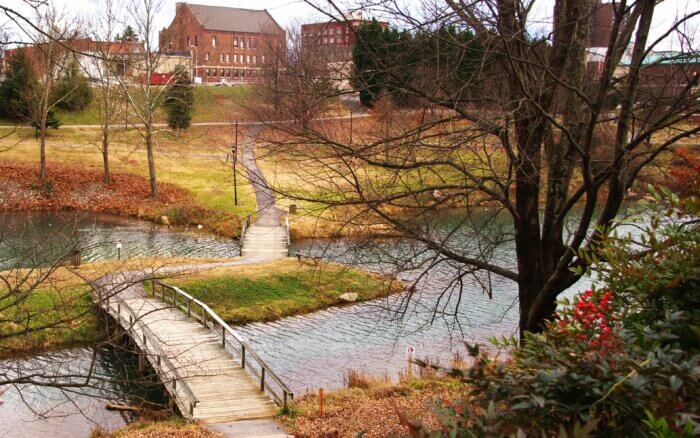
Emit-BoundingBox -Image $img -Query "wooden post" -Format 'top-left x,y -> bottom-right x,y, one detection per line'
241,345 -> 246,368
138,351 -> 146,374
283,391 -> 288,409
221,326 -> 226,347
260,368 -> 266,391
319,388 -> 324,417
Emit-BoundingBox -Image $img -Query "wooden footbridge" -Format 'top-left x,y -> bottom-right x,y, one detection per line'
94,276 -> 293,423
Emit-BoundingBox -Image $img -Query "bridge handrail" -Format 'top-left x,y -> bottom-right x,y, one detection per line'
239,212 -> 258,249
150,280 -> 294,407
95,288 -> 200,416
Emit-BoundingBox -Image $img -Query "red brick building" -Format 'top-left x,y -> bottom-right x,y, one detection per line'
160,2 -> 285,84
301,13 -> 387,62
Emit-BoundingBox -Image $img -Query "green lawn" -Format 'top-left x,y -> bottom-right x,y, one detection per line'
0,85 -> 255,126
165,259 -> 400,324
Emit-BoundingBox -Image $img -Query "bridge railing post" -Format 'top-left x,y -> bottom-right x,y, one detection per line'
260,367 -> 265,392
221,326 -> 226,347
241,345 -> 245,369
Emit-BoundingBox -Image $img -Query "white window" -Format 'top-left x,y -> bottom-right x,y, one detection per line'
323,37 -> 327,44
234,54 -> 238,63
246,55 -> 251,63
220,53 -> 224,62
261,55 -> 265,63
225,54 -> 230,62
330,37 -> 334,44
234,37 -> 238,47
187,36 -> 191,46
253,55 -> 257,64
205,52 -> 210,61
212,35 -> 217,47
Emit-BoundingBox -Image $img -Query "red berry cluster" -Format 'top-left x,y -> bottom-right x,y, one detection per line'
556,289 -> 618,353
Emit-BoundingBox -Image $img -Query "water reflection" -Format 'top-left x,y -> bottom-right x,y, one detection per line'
0,211 -> 239,268
0,347 -> 167,438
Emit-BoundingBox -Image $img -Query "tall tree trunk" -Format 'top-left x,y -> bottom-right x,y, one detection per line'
39,112 -> 47,181
145,124 -> 158,198
102,131 -> 110,184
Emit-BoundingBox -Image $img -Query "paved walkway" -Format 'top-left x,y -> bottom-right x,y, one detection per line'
239,126 -> 289,260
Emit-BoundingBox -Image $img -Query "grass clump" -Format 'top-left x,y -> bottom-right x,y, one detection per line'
281,371 -> 464,437
167,258 -> 401,325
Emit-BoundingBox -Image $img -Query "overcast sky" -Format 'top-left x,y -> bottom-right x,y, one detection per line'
2,0 -> 698,50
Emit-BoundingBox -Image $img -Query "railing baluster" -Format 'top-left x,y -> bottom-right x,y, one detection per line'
241,345 -> 246,369
260,368 -> 265,391
221,325 -> 226,347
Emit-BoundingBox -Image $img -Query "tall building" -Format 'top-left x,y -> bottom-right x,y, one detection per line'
160,2 -> 285,84
301,12 -> 388,62
553,0 -> 615,77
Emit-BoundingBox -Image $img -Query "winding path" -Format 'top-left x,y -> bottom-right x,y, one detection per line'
91,128 -> 294,436
239,126 -> 289,260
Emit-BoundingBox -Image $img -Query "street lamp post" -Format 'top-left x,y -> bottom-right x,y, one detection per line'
116,240 -> 123,260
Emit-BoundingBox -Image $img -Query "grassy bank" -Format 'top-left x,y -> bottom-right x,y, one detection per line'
0,126 -> 256,235
0,283 -> 103,359
282,371 -> 465,437
0,85 -> 255,127
164,258 -> 402,325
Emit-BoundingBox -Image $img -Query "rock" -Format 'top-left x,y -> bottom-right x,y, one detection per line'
161,215 -> 170,225
338,292 -> 358,302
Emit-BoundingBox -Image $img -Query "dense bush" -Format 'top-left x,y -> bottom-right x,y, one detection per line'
413,191 -> 699,437
0,49 -> 35,120
164,66 -> 193,130
53,61 -> 93,111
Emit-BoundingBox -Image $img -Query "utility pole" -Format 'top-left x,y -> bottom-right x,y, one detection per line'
232,122 -> 239,206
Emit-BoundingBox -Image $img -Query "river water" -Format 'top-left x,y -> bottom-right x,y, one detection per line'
1,209 -> 598,435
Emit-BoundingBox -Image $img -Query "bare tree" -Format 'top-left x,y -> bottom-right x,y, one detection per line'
116,0 -> 168,199
20,1 -> 80,181
84,0 -> 123,185
259,0 -> 700,340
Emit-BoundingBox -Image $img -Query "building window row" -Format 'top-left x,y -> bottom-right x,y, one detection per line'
204,68 -> 261,79
233,37 -> 258,49
187,35 -> 261,49
206,53 -> 258,64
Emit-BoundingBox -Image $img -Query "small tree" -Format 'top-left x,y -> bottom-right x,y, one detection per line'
0,49 -> 35,120
164,66 -> 193,130
54,60 -> 93,111
115,24 -> 138,42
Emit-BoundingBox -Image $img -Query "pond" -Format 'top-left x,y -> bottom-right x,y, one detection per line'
0,347 -> 168,437
1,208 -> 622,433
0,211 -> 240,268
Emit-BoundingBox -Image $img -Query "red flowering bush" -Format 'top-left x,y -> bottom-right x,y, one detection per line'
555,289 -> 619,353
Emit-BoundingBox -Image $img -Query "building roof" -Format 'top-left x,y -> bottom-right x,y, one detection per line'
182,3 -> 283,34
